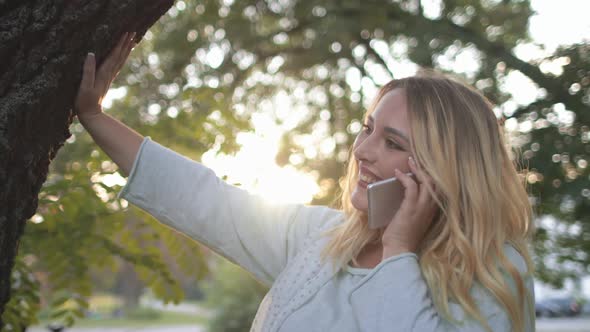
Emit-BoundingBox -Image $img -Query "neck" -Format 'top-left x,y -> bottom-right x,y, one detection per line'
352,242 -> 384,269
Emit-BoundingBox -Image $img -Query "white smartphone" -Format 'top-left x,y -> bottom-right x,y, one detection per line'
367,172 -> 416,229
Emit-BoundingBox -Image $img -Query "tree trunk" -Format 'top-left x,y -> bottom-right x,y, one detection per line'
0,0 -> 174,324
117,261 -> 144,311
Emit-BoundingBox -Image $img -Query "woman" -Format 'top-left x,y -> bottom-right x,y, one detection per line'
75,32 -> 535,331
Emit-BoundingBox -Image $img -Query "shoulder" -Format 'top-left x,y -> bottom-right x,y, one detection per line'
466,244 -> 534,317
283,205 -> 344,263
293,205 -> 345,232
502,243 -> 532,276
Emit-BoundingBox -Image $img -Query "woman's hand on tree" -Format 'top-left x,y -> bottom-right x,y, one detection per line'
75,32 -> 136,121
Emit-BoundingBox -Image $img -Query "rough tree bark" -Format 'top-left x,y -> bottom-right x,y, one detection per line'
0,0 -> 174,323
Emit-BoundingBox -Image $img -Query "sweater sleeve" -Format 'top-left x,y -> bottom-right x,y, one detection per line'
118,137 -> 343,287
349,246 -> 535,332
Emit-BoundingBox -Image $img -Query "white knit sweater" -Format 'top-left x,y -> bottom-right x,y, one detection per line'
118,137 -> 535,332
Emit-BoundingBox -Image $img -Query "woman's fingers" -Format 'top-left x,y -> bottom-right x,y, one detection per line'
80,53 -> 96,90
111,32 -> 136,80
408,156 -> 425,183
408,156 -> 437,209
121,32 -> 136,61
110,32 -> 130,68
75,52 -> 98,113
113,32 -> 136,77
96,32 -> 130,89
394,168 -> 418,205
75,33 -> 136,116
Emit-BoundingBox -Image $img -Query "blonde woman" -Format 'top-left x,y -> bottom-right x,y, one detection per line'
75,33 -> 535,331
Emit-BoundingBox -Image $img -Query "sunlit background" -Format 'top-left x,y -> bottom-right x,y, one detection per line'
199,0 -> 590,300
101,0 -> 590,310
102,0 -> 590,204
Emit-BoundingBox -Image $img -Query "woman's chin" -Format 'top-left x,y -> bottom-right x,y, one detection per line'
351,188 -> 368,212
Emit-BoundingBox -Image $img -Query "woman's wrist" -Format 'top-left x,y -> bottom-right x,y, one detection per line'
77,107 -> 103,125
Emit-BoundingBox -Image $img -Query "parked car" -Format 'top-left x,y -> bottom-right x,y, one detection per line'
535,296 -> 582,317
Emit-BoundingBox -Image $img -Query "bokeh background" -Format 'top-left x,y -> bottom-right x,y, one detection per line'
3,0 -> 590,331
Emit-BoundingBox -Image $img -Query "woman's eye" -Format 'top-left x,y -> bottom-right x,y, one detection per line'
386,139 -> 401,150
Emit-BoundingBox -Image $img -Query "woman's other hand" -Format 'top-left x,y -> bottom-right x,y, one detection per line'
381,156 -> 439,258
75,32 -> 136,122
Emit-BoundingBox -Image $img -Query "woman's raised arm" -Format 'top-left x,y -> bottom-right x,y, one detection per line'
74,32 -> 143,176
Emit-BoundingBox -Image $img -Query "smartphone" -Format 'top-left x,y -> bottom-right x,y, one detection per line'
367,172 -> 416,229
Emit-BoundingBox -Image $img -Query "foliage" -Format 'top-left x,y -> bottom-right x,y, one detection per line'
1,133 -> 195,329
203,259 -> 268,332
524,43 -> 590,286
1,259 -> 41,330
4,0 -> 589,329
125,307 -> 162,320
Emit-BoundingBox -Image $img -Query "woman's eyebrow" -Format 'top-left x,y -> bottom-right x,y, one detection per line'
384,127 -> 409,143
368,115 -> 409,143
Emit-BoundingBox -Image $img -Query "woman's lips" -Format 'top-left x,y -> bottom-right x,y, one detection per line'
358,166 -> 381,190
357,175 -> 380,190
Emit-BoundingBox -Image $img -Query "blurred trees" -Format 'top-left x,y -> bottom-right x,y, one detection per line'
4,0 -> 589,329
203,259 -> 267,332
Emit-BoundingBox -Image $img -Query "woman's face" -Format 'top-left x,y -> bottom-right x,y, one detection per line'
351,88 -> 413,212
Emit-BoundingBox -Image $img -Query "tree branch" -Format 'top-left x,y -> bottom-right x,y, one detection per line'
396,12 -> 584,113
359,38 -> 394,79
330,5 -> 584,113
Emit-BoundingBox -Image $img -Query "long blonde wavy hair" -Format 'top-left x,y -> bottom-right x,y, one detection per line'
320,73 -> 535,331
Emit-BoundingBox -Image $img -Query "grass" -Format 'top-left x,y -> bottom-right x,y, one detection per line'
34,293 -> 212,329
38,310 -> 209,329
77,311 -> 208,328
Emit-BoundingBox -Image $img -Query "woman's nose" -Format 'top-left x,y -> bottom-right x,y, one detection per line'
353,136 -> 377,162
